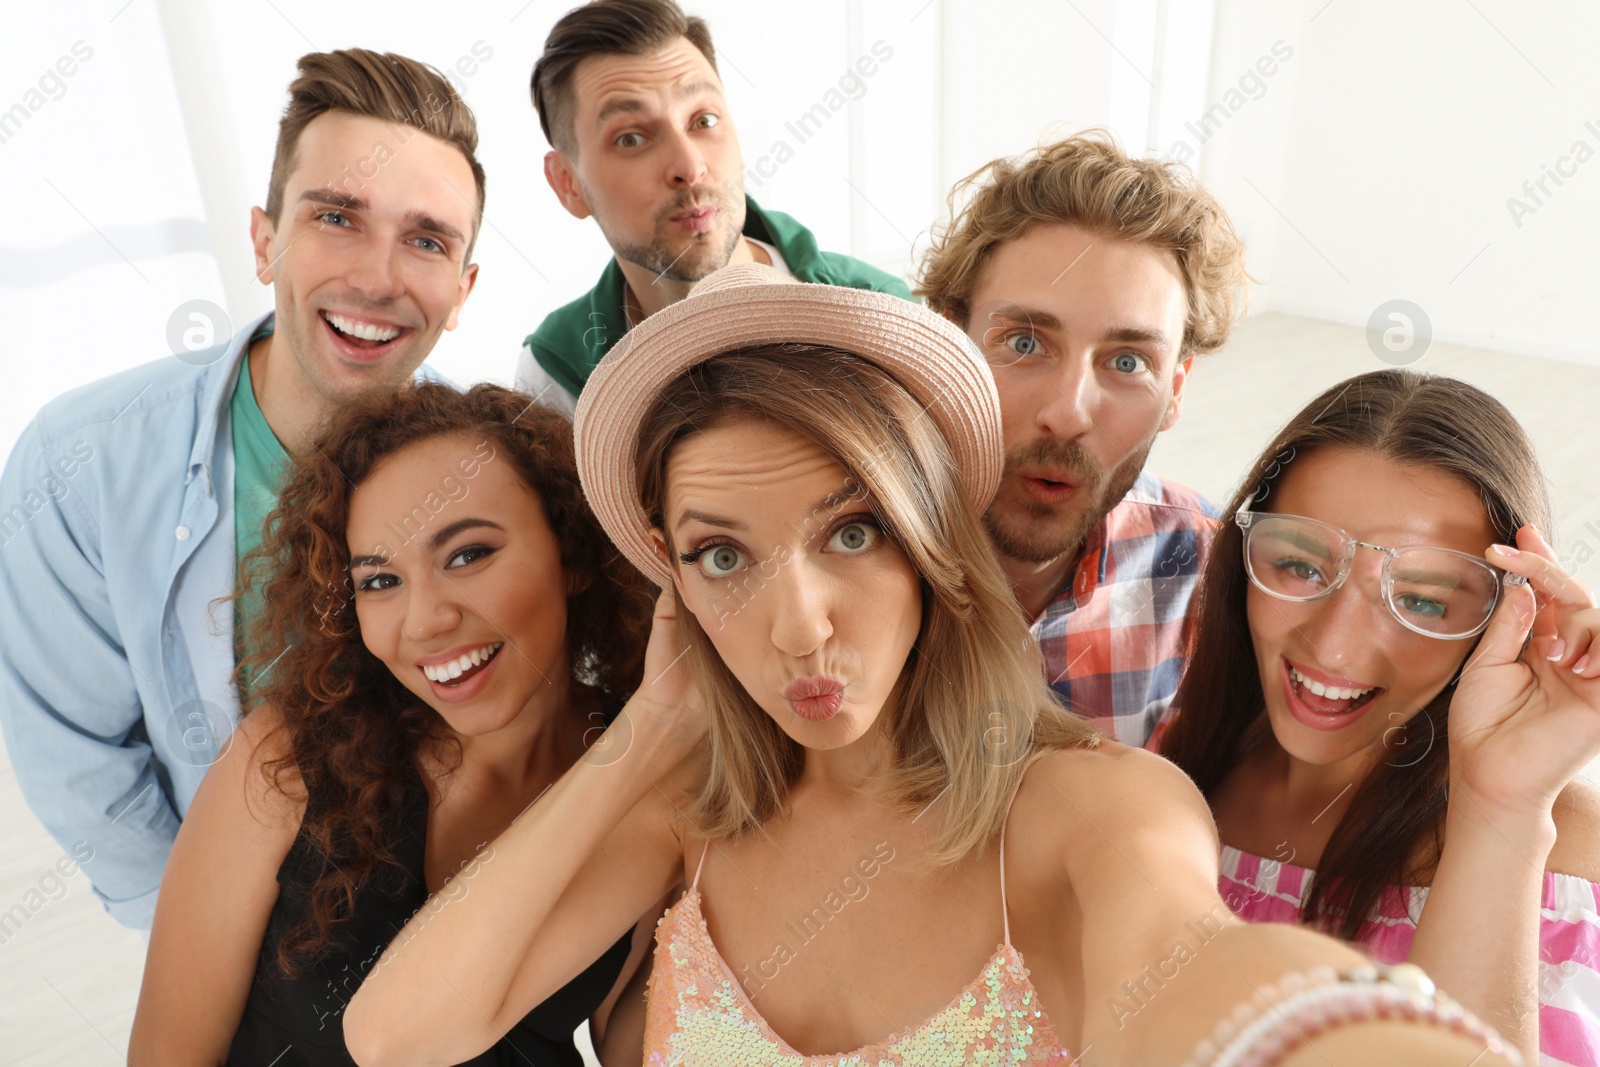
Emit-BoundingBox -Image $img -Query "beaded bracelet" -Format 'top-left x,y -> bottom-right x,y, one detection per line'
1179,962 -> 1521,1067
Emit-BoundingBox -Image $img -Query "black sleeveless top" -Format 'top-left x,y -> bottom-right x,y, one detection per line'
228,765 -> 632,1066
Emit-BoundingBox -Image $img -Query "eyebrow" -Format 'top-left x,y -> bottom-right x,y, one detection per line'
673,484 -> 864,535
1102,325 -> 1174,352
982,304 -> 1173,352
983,303 -> 1062,333
299,190 -> 464,244
1391,567 -> 1468,590
675,509 -> 745,532
348,518 -> 504,570
594,79 -> 722,125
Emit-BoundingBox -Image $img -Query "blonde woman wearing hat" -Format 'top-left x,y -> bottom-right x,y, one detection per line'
345,265 -> 1523,1067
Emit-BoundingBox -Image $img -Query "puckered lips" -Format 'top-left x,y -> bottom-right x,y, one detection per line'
319,308 -> 412,363
668,202 -> 719,234
782,674 -> 845,722
1279,656 -> 1384,732
417,640 -> 505,704
1014,466 -> 1086,507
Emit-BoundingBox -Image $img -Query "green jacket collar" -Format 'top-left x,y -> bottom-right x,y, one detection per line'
523,197 -> 896,397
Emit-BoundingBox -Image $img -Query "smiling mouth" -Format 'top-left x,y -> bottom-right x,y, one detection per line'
422,642 -> 503,686
1286,662 -> 1381,715
321,310 -> 407,350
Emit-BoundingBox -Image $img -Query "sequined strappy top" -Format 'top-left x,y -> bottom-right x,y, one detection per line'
641,772 -> 1073,1065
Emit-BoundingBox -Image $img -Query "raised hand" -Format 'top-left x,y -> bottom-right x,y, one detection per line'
619,587 -> 710,760
1448,524 -> 1600,819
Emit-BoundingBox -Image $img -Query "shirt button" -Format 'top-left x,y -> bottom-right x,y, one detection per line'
175,525 -> 191,541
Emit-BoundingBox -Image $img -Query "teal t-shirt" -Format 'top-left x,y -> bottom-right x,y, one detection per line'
231,348 -> 290,680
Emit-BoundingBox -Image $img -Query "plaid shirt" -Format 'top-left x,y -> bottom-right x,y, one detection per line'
1030,471 -> 1220,750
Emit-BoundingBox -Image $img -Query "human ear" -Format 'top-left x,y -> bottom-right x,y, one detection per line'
249,206 -> 278,284
544,151 -> 592,220
1160,354 -> 1195,432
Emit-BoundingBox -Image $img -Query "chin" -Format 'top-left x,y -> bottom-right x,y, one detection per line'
766,708 -> 875,751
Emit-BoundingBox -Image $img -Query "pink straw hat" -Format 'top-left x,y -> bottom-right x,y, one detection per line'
572,262 -> 1002,587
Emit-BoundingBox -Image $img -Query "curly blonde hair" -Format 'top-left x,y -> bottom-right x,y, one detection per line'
917,129 -> 1248,359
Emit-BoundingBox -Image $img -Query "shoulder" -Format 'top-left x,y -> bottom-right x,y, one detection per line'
209,703 -> 307,836
1548,778 -> 1600,883
816,251 -> 913,297
1121,472 -> 1222,525
525,266 -> 618,350
10,356 -> 214,464
1017,743 -> 1218,865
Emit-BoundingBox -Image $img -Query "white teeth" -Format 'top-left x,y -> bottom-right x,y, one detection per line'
326,311 -> 401,342
422,642 -> 502,683
1291,668 -> 1373,703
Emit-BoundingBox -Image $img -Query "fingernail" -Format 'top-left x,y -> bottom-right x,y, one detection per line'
1493,544 -> 1520,556
1574,654 -> 1591,674
1548,637 -> 1567,661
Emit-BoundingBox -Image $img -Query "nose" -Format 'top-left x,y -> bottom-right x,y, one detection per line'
766,556 -> 833,660
345,233 -> 407,303
1034,355 -> 1096,442
402,572 -> 464,645
662,126 -> 709,188
1294,560 -> 1387,667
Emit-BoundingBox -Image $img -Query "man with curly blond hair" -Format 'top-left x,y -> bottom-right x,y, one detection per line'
918,131 -> 1247,749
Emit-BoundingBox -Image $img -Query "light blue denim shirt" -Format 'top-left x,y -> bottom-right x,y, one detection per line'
0,313 -> 445,929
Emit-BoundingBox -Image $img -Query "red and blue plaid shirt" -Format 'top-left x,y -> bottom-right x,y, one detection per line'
1029,471 -> 1220,750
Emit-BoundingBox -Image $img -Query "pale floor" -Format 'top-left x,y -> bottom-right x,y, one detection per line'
2,313 -> 1597,1064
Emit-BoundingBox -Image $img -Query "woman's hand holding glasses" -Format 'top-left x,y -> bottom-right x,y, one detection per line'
1449,523 -> 1600,825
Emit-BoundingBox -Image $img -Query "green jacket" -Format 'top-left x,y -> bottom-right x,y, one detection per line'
519,197 -> 913,402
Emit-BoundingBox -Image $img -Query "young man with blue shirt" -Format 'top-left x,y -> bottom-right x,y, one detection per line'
514,0 -> 909,411
0,48 -> 484,929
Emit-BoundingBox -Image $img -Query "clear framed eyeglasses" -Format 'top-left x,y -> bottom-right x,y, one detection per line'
1234,509 -> 1524,640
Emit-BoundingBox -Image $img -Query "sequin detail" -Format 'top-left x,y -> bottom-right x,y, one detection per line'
641,888 -> 1072,1065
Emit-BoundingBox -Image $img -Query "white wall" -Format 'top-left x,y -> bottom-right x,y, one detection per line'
1204,0 -> 1600,364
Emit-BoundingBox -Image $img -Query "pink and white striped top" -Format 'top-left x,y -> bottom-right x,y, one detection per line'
1219,843 -> 1600,1067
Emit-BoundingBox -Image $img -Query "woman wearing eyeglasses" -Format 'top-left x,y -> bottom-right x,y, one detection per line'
1161,369 -> 1600,1066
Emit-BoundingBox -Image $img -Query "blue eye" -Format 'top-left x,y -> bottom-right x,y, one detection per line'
317,210 -> 350,228
680,542 -> 747,578
828,521 -> 879,553
1394,593 -> 1446,618
1111,353 -> 1143,373
1006,332 -> 1042,357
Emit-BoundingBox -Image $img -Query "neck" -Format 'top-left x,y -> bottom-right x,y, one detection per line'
794,709 -> 895,802
997,547 -> 1082,622
246,333 -> 328,462
1269,735 -> 1379,831
447,672 -> 586,798
616,235 -> 764,323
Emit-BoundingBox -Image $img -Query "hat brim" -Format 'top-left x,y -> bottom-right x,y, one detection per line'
574,265 -> 1002,588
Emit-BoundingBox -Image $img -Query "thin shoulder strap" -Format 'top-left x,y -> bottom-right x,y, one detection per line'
999,752 -> 1049,947
691,839 -> 711,891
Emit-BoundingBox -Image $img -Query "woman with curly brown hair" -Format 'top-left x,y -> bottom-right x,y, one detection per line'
129,383 -> 657,1066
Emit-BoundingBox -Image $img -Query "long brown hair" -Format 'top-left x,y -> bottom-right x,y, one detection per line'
237,383 -> 651,974
635,345 -> 1098,866
1161,369 -> 1550,939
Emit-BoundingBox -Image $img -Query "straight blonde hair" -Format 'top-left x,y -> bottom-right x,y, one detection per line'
636,345 -> 1099,865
